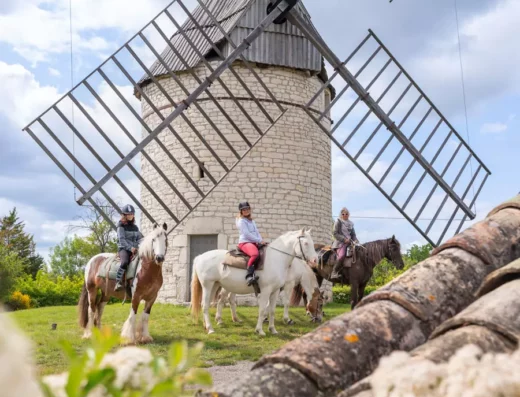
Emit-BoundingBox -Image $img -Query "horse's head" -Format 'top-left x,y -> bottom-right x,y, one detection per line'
386,235 -> 404,270
306,287 -> 324,323
295,228 -> 318,266
141,223 -> 168,264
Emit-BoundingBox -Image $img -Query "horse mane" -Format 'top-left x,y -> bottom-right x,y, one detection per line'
139,227 -> 167,261
355,238 -> 393,268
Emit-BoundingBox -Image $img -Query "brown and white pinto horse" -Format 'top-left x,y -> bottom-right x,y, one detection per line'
78,223 -> 168,344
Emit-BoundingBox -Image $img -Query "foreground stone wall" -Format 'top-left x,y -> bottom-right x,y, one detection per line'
196,195 -> 520,396
140,60 -> 333,304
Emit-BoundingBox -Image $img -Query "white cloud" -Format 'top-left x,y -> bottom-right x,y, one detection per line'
0,197 -> 79,247
48,67 -> 61,77
0,61 -> 61,127
411,0 -> 520,113
0,0 -> 183,65
480,122 -> 508,134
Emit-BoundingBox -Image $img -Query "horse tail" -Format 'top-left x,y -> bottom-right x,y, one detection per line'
78,282 -> 89,329
290,283 -> 305,306
191,267 -> 203,322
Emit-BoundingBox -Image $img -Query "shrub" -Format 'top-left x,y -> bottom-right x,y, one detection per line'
41,328 -> 212,396
15,271 -> 84,307
332,285 -> 377,304
6,291 -> 31,310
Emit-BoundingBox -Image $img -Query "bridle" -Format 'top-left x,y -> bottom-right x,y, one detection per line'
266,234 -> 312,264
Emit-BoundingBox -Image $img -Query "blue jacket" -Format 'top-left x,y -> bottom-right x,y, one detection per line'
117,221 -> 144,251
236,218 -> 262,244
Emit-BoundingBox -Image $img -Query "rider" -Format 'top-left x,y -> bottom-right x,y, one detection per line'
115,204 -> 144,291
236,202 -> 266,286
330,207 -> 359,280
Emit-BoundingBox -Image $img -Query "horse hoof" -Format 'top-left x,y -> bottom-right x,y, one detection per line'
269,328 -> 278,335
263,317 -> 268,323
139,335 -> 154,344
217,320 -> 223,326
208,329 -> 215,335
285,319 -> 295,325
82,333 -> 92,340
256,329 -> 266,337
232,318 -> 242,323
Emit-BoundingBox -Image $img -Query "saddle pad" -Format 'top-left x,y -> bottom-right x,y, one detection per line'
97,254 -> 140,280
222,245 -> 266,271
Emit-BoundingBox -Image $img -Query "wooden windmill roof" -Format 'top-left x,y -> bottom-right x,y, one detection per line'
139,0 -> 335,97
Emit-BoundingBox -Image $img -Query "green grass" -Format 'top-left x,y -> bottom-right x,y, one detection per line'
9,302 -> 349,376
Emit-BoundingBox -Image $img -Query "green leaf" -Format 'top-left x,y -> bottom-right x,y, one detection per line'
168,341 -> 188,371
184,368 -> 213,386
65,354 -> 88,397
81,368 -> 116,396
148,380 -> 176,396
39,381 -> 57,397
58,340 -> 78,361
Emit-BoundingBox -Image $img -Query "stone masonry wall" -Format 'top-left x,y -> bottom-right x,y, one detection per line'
139,60 -> 332,304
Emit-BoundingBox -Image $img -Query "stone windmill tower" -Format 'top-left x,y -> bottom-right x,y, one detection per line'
137,0 -> 334,304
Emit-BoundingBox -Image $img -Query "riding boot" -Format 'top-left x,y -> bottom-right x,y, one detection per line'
330,259 -> 344,281
245,265 -> 259,286
114,267 -> 126,291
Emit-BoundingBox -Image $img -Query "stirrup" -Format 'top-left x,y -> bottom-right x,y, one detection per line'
246,273 -> 259,286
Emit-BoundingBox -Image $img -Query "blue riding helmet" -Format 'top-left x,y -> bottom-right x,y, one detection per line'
121,204 -> 135,215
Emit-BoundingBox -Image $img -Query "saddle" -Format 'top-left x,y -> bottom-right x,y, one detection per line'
97,254 -> 140,281
222,245 -> 267,271
317,245 -> 333,268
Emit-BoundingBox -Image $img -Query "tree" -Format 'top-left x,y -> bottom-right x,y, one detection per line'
0,208 -> 44,277
49,236 -> 99,278
404,243 -> 432,264
0,245 -> 25,302
68,197 -> 119,253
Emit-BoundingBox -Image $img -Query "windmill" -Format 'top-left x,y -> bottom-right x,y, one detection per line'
23,0 -> 490,252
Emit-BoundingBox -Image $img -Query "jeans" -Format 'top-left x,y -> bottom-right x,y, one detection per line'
119,249 -> 131,270
337,244 -> 347,263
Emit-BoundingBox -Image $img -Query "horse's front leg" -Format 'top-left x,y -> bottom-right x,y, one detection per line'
358,282 -> 368,304
268,289 -> 280,334
121,295 -> 140,345
350,268 -> 359,310
255,293 -> 270,336
138,294 -> 157,344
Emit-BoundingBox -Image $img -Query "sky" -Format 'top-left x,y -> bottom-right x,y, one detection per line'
0,0 -> 518,261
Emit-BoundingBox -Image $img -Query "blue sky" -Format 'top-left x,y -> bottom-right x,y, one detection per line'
0,0 -> 518,260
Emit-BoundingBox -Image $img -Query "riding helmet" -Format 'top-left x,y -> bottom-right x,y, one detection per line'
121,204 -> 135,215
238,202 -> 250,211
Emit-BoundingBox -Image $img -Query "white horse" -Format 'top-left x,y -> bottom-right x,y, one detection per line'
191,228 -> 318,335
214,258 -> 323,325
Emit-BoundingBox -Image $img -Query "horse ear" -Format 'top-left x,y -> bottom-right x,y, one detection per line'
307,227 -> 313,234
391,235 -> 396,242
300,228 -> 305,235
162,222 -> 167,231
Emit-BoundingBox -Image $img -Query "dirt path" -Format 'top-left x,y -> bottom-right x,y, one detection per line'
206,361 -> 255,389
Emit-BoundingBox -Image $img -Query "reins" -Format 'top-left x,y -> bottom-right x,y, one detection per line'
266,235 -> 310,263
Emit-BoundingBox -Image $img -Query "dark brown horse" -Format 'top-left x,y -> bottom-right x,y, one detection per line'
291,236 -> 404,309
78,223 -> 168,344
